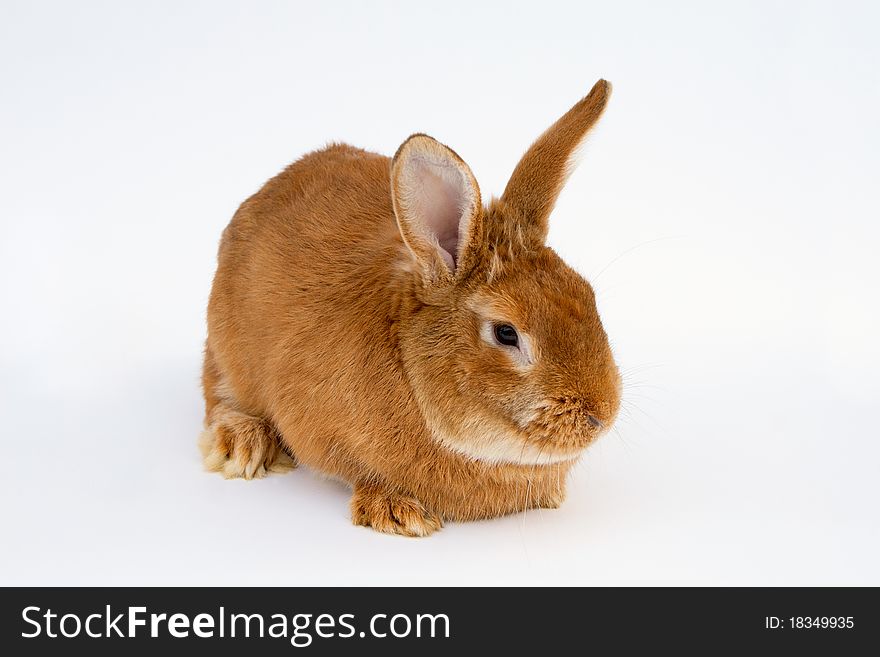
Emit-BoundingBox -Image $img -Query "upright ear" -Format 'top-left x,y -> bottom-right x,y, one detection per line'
501,79 -> 611,243
391,134 -> 482,282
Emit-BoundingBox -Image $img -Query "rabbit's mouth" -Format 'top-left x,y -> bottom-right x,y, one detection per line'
423,397 -> 613,465
427,413 -> 584,466
519,396 -> 615,453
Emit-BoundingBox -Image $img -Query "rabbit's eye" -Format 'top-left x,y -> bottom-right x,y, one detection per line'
493,323 -> 519,347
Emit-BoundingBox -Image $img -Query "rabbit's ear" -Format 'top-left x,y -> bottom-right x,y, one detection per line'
391,134 -> 482,281
501,79 -> 611,244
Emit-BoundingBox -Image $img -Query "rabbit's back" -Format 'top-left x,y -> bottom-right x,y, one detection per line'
206,144 -> 406,424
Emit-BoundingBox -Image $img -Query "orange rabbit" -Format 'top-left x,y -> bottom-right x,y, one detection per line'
200,79 -> 621,536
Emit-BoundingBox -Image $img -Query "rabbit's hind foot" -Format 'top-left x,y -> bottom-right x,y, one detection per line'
199,404 -> 296,480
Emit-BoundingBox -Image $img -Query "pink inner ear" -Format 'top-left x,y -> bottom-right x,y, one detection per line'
410,158 -> 469,269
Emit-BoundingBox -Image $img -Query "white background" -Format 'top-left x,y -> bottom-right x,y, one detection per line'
1,1 -> 878,585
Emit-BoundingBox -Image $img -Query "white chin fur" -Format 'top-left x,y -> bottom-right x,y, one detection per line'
431,425 -> 579,466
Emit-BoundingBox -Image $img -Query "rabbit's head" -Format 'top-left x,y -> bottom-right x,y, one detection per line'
391,80 -> 620,466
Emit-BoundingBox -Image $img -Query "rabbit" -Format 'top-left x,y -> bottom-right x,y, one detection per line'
199,79 -> 621,536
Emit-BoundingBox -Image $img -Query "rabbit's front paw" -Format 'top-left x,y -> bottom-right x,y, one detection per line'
350,483 -> 442,537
